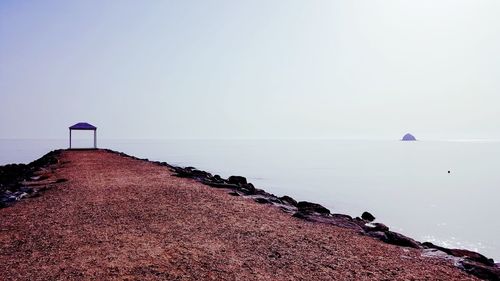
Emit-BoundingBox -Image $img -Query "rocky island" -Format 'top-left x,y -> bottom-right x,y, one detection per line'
402,133 -> 417,141
1,149 -> 498,280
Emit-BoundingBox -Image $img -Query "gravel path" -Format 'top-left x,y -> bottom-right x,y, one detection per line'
0,150 -> 478,280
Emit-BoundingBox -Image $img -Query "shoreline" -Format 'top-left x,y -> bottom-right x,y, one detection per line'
1,149 -> 499,280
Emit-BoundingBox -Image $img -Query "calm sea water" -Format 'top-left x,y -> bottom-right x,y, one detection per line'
1,138 -> 499,261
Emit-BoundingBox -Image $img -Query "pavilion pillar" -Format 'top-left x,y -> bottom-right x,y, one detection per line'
69,129 -> 72,149
94,129 -> 97,149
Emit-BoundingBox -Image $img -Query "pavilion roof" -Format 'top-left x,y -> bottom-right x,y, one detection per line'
69,122 -> 97,130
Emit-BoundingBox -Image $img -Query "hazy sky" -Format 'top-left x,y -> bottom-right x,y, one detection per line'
1,1 -> 499,139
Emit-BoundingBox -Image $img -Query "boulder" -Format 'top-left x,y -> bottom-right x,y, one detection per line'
228,176 -> 247,185
228,191 -> 240,196
269,197 -> 283,204
279,195 -> 298,206
172,166 -> 212,179
361,211 -> 375,222
212,175 -> 224,183
202,181 -> 239,189
292,211 -> 309,220
329,214 -> 364,232
366,231 -> 388,241
0,163 -> 30,186
172,168 -> 193,178
383,231 -> 421,249
18,186 -> 33,193
254,197 -> 272,204
19,192 -> 29,199
460,260 -> 500,281
422,242 -> 494,266
353,217 -> 367,228
190,169 -> 211,179
364,222 -> 389,232
451,249 -> 494,266
331,213 -> 353,220
278,205 -> 298,214
239,183 -> 256,195
297,201 -> 330,214
292,212 -> 363,232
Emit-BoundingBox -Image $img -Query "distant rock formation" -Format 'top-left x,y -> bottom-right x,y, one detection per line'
401,133 -> 417,141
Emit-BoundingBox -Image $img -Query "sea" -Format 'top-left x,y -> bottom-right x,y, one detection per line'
1,138 -> 499,261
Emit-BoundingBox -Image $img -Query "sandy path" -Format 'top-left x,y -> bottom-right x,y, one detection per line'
0,150 -> 477,280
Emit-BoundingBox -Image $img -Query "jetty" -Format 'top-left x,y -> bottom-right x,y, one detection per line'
0,150 -> 494,280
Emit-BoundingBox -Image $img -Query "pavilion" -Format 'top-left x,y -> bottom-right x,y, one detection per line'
69,122 -> 97,149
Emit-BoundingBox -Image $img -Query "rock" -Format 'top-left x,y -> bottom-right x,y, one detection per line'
190,169 -> 212,179
18,186 -> 33,193
292,212 -> 363,232
55,178 -> 68,183
364,222 -> 389,232
239,183 -> 256,195
30,191 -> 41,198
353,217 -> 366,228
451,249 -> 494,266
18,192 -> 28,199
297,201 -> 330,214
354,217 -> 366,225
268,250 -> 281,259
279,195 -> 298,206
383,231 -> 421,249
255,197 -> 272,204
328,214 -> 364,231
422,242 -> 494,266
269,197 -> 283,204
253,188 -> 270,196
460,260 -> 500,281
172,168 -> 193,178
202,181 -> 239,189
292,211 -> 309,220
37,173 -> 51,180
366,231 -> 388,241
278,205 -> 297,214
228,191 -> 240,196
172,166 -> 213,179
361,211 -> 375,222
228,176 -> 247,186
331,213 -> 353,220
212,175 -> 224,183
0,163 -> 30,186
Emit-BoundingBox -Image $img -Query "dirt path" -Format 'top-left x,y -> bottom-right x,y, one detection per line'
0,150 -> 477,280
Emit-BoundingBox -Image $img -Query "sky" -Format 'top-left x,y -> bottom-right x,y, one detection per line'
1,0 -> 499,140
